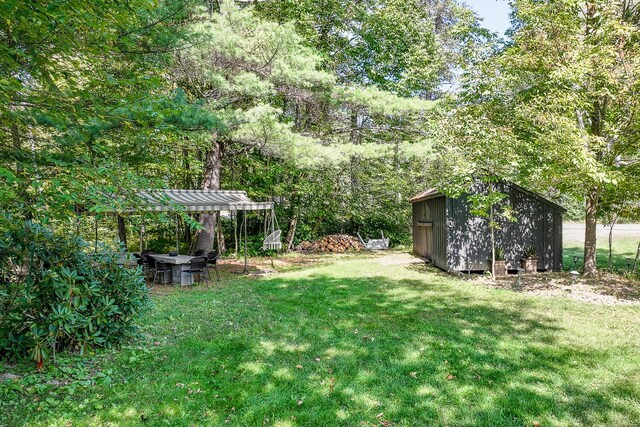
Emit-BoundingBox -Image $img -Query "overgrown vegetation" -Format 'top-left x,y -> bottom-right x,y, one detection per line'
0,220 -> 150,366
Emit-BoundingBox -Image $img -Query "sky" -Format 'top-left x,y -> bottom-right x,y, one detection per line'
463,0 -> 512,36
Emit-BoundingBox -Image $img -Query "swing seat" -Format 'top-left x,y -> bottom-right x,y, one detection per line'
263,229 -> 282,250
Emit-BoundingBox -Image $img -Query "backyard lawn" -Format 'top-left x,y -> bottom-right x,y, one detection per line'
1,252 -> 640,426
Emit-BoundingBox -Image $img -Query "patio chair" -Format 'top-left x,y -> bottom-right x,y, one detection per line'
206,250 -> 220,281
194,249 -> 205,256
133,253 -> 145,266
185,256 -> 209,286
146,256 -> 172,286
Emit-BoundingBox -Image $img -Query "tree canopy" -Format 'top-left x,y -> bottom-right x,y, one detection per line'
1,0 -> 637,275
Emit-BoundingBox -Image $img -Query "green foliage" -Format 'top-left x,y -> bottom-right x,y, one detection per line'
523,245 -> 538,259
2,254 -> 640,425
255,0 -> 486,96
495,247 -> 505,261
0,220 -> 150,365
0,0 -> 207,220
432,0 -> 640,272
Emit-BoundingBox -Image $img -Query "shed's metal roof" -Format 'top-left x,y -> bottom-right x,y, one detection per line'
410,182 -> 565,212
410,188 -> 441,203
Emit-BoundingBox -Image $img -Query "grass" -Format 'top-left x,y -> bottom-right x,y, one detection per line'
564,236 -> 639,274
1,252 -> 640,426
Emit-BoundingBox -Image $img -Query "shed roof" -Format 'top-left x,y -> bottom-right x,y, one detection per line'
410,188 -> 441,203
410,183 -> 565,212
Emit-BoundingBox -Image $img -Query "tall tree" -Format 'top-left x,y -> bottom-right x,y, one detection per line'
438,0 -> 640,275
0,0 -> 206,221
174,0 -> 337,252
254,0 -> 483,97
175,0 -> 437,252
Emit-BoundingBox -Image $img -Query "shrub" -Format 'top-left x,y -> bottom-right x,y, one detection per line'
523,245 -> 538,259
0,220 -> 150,367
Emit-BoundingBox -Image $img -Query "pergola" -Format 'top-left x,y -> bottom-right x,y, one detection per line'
136,189 -> 274,213
96,189 -> 275,273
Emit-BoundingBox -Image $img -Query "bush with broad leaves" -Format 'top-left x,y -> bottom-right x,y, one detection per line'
0,220 -> 150,368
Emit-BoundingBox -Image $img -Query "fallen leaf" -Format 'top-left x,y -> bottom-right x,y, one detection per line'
410,372 -> 417,378
297,399 -> 303,406
446,374 -> 455,380
296,364 -> 303,369
315,357 -> 321,362
533,423 -> 541,427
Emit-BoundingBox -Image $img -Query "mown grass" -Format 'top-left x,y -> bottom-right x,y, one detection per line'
1,252 -> 640,426
564,236 -> 639,274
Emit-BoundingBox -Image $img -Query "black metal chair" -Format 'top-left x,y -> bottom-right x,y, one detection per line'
133,253 -> 144,266
206,251 -> 220,281
194,249 -> 205,257
185,256 -> 209,286
146,256 -> 172,286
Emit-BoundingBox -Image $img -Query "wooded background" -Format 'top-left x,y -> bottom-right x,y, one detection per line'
2,0 -> 639,274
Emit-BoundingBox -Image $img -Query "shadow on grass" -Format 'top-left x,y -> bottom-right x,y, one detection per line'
5,269 -> 639,426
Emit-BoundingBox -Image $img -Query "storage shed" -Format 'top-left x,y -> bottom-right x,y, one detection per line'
411,182 -> 565,273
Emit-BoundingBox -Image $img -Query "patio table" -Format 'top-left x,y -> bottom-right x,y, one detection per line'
116,254 -> 139,268
152,254 -> 197,286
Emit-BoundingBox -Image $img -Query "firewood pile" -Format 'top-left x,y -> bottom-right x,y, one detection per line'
296,234 -> 364,253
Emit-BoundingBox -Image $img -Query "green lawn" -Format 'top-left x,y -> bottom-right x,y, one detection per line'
2,253 -> 640,426
564,236 -> 639,274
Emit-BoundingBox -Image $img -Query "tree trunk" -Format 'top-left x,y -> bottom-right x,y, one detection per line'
607,210 -> 619,271
490,203 -> 496,280
285,214 -> 298,251
117,215 -> 127,249
583,190 -> 598,275
216,212 -> 226,254
195,132 -> 222,253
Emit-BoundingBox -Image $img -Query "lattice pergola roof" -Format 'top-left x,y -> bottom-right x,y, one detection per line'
136,189 -> 273,213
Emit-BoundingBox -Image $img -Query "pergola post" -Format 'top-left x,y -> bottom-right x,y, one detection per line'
175,215 -> 179,253
243,210 -> 248,274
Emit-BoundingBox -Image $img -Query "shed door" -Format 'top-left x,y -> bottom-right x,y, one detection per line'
420,203 -> 434,260
425,224 -> 433,260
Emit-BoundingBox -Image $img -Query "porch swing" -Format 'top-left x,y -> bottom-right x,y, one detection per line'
262,208 -> 282,250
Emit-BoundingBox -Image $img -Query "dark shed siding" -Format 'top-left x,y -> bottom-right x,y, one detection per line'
412,182 -> 564,273
554,211 -> 563,271
446,196 -> 490,271
430,197 -> 447,270
411,196 -> 447,270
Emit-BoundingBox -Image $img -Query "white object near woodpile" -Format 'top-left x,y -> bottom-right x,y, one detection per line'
358,231 -> 390,250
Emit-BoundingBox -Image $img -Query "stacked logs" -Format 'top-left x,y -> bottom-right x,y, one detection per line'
297,234 -> 364,253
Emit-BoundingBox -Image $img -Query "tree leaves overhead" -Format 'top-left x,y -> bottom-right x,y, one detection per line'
254,0 -> 484,96
0,0 -> 212,219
